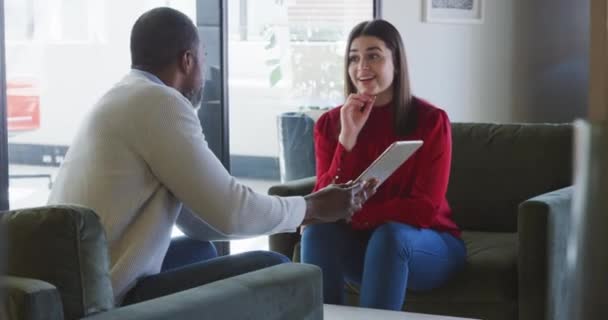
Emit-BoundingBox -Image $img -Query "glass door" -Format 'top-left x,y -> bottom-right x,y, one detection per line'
227,0 -> 375,253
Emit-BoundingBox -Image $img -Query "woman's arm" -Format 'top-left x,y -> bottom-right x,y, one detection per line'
314,94 -> 375,190
313,112 -> 361,191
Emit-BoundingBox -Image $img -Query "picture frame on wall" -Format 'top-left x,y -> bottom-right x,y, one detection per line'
423,0 -> 484,24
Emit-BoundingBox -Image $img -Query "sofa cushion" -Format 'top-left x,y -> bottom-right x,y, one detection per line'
338,231 -> 517,318
1,205 -> 114,319
407,231 -> 517,301
448,123 -> 572,232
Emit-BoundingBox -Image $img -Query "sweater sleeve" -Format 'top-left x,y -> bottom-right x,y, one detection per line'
313,111 -> 360,191
138,90 -> 305,237
351,110 -> 452,229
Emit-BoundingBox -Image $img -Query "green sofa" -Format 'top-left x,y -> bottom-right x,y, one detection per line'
1,205 -> 323,320
269,123 -> 573,320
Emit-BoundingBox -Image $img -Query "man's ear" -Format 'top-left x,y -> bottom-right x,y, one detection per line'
179,50 -> 195,74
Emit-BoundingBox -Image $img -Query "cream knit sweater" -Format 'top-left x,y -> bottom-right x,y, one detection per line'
48,71 -> 305,302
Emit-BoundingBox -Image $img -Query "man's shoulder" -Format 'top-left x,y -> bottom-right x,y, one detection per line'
99,74 -> 190,116
116,74 -> 186,105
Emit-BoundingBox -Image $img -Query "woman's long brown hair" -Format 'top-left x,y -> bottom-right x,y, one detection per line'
344,20 -> 416,136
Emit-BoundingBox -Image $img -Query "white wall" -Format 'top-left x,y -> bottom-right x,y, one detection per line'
381,0 -> 588,123
382,0 -> 514,122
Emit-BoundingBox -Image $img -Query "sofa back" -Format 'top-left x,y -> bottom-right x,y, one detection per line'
448,123 -> 573,232
1,205 -> 114,319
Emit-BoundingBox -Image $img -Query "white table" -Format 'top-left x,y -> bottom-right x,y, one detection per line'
324,304 -> 478,320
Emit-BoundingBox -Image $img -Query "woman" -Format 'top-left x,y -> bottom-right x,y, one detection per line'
301,19 -> 466,311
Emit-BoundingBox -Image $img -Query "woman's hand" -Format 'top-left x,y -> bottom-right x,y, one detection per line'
339,94 -> 376,151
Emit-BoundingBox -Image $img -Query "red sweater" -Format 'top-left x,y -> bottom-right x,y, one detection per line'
313,97 -> 461,237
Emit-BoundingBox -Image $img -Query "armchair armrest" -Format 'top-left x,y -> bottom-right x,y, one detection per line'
1,275 -> 65,320
83,263 -> 322,320
268,177 -> 315,258
268,177 -> 316,197
517,186 -> 572,320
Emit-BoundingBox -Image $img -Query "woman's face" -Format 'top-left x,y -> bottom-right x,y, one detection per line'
348,35 -> 395,105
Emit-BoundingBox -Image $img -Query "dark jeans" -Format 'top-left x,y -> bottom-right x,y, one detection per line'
122,236 -> 289,305
301,222 -> 466,310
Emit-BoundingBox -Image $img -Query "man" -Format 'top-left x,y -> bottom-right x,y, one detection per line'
48,7 -> 375,305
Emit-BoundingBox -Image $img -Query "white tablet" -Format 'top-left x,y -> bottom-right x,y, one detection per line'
355,140 -> 423,186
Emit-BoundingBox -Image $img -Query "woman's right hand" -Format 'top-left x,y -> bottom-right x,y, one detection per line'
339,93 -> 376,151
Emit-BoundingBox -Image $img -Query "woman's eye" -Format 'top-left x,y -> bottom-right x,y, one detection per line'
349,56 -> 359,63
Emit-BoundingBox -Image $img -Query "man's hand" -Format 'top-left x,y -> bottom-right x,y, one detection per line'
302,179 -> 378,225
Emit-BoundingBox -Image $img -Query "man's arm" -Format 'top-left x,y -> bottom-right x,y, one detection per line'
138,91 -> 305,237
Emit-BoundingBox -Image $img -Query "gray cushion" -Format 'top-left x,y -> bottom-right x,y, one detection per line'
448,123 -> 572,232
1,205 -> 114,319
83,263 -> 323,320
2,275 -> 64,320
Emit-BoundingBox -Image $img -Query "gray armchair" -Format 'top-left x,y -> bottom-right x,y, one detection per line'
1,205 -> 323,320
269,123 -> 573,320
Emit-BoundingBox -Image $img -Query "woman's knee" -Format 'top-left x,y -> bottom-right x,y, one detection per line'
301,223 -> 350,262
368,223 -> 418,259
302,222 -> 347,245
371,223 -> 417,244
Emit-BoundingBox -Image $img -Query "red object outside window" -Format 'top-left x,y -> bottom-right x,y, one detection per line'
6,79 -> 41,132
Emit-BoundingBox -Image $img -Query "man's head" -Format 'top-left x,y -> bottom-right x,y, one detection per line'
130,7 -> 205,108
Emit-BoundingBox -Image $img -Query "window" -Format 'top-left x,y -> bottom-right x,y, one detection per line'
5,0 -> 199,209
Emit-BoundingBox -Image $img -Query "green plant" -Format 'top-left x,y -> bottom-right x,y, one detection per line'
263,25 -> 282,87
262,0 -> 346,105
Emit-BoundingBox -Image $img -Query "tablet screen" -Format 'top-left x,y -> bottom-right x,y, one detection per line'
355,140 -> 423,186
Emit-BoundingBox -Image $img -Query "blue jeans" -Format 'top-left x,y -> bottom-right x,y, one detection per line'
160,236 -> 219,271
122,236 -> 290,305
301,222 -> 466,310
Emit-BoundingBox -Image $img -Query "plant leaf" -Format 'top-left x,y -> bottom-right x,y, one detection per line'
270,66 -> 282,86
